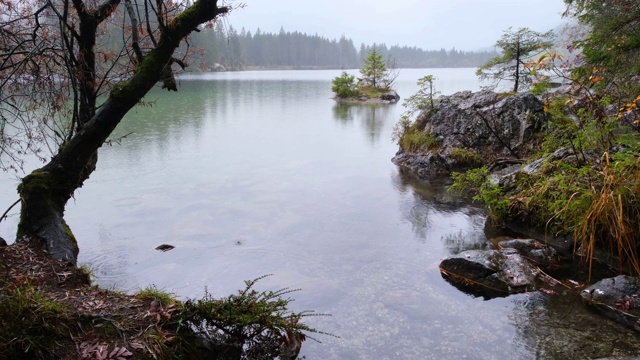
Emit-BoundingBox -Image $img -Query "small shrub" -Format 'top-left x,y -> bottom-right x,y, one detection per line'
393,75 -> 441,152
449,167 -> 510,221
402,75 -> 440,118
78,263 -> 96,285
331,72 -> 359,99
450,147 -> 483,167
135,285 -> 176,307
180,275 -> 331,359
576,154 -> 640,278
391,116 -> 412,144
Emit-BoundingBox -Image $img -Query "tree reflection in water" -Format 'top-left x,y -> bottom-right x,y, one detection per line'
331,103 -> 393,145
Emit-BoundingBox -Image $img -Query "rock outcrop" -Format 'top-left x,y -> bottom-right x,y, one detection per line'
393,90 -> 547,179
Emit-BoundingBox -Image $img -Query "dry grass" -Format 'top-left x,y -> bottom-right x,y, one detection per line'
576,154 -> 640,279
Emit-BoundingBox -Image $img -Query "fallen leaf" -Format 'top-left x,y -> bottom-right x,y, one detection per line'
539,288 -> 558,295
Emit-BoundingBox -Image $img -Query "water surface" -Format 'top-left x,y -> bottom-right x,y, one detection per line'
1,69 -> 639,359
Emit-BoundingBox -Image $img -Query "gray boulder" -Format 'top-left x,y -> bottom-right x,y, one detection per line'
393,90 -> 547,179
581,275 -> 640,332
393,151 -> 449,178
379,90 -> 400,103
429,90 -> 545,158
439,248 -> 538,298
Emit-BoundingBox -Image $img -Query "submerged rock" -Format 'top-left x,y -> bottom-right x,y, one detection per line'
581,275 -> 640,332
439,248 -> 538,298
155,244 -> 175,252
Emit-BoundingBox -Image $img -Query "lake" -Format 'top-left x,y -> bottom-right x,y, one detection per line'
1,68 -> 639,359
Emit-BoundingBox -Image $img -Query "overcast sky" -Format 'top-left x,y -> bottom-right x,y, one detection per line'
226,0 -> 568,51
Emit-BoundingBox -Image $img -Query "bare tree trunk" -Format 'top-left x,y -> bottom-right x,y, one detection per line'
17,0 -> 229,264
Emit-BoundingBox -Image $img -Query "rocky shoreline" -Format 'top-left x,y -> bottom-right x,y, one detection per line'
393,89 -> 640,332
333,90 -> 401,104
392,90 -> 546,178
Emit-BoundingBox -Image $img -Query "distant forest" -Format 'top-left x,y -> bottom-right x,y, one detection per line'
187,26 -> 499,71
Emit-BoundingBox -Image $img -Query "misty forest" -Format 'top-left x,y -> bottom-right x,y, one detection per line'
188,25 -> 499,70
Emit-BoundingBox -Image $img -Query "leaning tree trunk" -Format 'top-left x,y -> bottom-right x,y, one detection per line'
17,0 -> 228,264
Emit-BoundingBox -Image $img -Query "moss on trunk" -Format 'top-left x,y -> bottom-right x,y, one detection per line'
17,170 -> 79,263
15,0 -> 229,264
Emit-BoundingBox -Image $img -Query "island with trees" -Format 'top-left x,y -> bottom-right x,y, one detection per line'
331,48 -> 400,104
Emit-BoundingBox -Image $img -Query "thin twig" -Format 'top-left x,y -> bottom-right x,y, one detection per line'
0,198 -> 21,224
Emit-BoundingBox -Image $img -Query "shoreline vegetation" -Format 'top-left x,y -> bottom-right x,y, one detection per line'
393,18 -> 640,281
0,240 -> 325,359
391,2 -> 640,331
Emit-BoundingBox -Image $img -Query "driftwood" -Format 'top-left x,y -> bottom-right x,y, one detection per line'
488,158 -> 525,172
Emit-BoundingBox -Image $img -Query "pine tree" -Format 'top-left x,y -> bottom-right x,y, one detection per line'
359,47 -> 388,90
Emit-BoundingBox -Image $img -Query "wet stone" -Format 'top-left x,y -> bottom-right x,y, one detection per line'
581,275 -> 640,332
155,244 -> 175,252
498,239 -> 559,269
439,248 -> 538,298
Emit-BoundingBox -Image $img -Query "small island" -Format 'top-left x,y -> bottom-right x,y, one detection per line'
331,48 -> 400,104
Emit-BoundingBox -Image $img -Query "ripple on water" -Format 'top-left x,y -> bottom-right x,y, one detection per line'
81,247 -> 133,290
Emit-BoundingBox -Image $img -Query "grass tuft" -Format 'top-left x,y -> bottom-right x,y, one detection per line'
0,283 -> 73,358
135,285 -> 176,307
400,130 -> 441,153
450,147 -> 484,167
576,154 -> 640,278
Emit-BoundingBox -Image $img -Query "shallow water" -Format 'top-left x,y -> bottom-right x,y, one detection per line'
1,69 -> 639,359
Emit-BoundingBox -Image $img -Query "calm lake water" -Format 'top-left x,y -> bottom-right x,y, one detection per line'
1,69 -> 640,359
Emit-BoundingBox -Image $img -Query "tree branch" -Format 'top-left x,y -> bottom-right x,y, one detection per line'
124,0 -> 144,61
